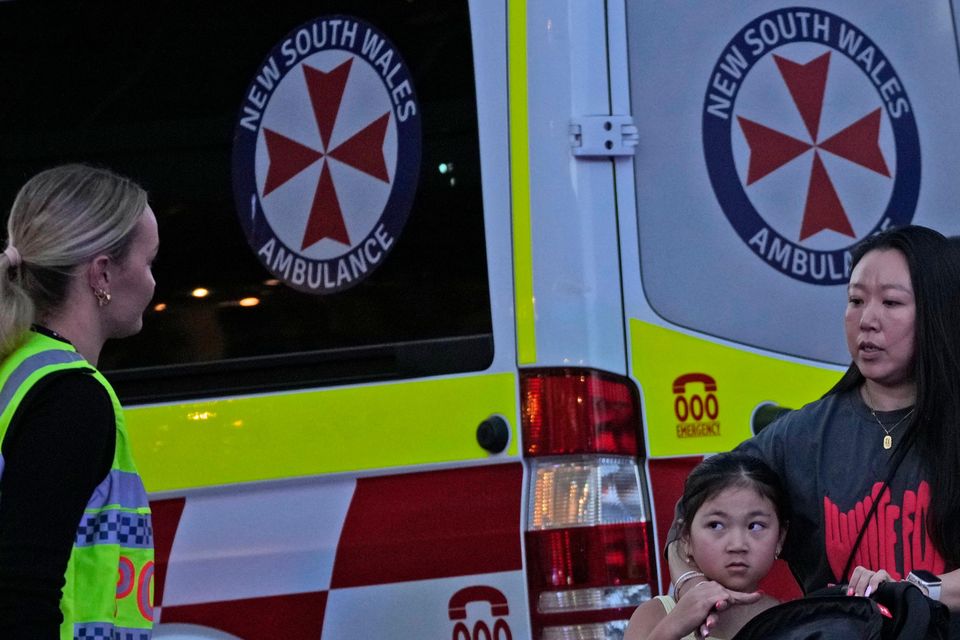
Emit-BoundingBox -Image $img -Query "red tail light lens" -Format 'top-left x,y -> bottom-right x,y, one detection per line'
525,519 -> 656,638
526,522 -> 653,591
521,369 -> 640,456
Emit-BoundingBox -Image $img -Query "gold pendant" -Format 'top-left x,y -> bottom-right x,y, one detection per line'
883,434 -> 892,449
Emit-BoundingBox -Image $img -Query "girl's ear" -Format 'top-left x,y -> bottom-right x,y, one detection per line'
679,533 -> 693,563
775,524 -> 788,559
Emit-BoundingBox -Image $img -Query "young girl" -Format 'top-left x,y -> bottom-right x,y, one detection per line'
625,452 -> 789,639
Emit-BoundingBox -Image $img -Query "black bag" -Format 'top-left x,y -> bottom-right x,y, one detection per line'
732,590 -> 881,639
732,583 -> 948,640
872,581 -> 950,640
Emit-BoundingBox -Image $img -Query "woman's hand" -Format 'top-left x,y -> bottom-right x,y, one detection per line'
666,580 -> 762,638
846,565 -> 893,598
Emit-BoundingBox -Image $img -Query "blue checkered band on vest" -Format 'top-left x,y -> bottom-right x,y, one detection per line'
76,509 -> 153,548
76,468 -> 153,548
75,622 -> 152,640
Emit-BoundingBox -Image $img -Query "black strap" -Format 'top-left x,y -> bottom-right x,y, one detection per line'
840,436 -> 914,582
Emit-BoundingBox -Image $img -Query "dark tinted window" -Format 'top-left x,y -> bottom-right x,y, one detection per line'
0,1 -> 492,401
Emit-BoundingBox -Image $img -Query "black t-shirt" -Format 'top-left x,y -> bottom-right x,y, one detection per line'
0,367 -> 116,637
740,388 -> 947,590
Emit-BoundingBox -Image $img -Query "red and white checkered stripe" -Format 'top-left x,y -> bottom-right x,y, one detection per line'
151,463 -> 529,640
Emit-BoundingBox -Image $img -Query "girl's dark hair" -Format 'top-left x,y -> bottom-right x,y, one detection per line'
679,451 -> 789,536
827,225 -> 960,567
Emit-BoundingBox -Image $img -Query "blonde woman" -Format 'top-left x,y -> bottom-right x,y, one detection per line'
0,165 -> 159,638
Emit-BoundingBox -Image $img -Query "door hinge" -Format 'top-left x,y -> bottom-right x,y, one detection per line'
570,115 -> 639,157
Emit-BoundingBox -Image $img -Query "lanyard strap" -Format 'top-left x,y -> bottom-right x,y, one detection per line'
840,437 -> 913,582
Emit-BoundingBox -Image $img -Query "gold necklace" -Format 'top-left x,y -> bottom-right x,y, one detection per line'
870,407 -> 915,449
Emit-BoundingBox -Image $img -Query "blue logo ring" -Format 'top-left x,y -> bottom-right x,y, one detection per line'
232,15 -> 421,294
703,7 -> 919,285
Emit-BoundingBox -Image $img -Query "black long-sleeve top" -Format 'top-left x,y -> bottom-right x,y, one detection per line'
0,337 -> 115,637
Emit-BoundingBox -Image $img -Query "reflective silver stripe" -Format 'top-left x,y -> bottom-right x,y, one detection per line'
88,469 -> 151,511
74,622 -> 152,639
0,349 -> 85,415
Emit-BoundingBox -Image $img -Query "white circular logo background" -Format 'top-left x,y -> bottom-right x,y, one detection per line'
233,16 -> 421,294
254,50 -> 400,260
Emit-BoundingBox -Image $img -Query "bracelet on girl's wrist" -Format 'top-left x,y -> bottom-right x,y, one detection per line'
674,570 -> 706,599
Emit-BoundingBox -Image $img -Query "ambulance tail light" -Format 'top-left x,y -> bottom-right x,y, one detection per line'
521,369 -> 638,457
521,369 -> 655,639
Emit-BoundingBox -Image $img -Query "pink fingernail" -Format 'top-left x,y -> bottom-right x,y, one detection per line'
865,586 -> 872,598
846,588 -> 854,596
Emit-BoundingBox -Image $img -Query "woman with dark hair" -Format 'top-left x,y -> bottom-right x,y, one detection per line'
819,227 -> 960,599
666,225 -> 960,632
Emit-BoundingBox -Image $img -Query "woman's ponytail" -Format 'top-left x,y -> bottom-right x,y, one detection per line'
0,249 -> 36,358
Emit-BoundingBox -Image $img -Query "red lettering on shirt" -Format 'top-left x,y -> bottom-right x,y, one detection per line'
823,480 -> 945,581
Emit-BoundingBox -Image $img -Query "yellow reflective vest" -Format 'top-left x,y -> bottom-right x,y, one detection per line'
0,332 -> 154,640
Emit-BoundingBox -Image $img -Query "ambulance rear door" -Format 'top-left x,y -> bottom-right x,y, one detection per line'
618,0 -> 960,596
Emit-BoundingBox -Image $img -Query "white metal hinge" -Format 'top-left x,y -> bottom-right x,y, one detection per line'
569,115 -> 639,157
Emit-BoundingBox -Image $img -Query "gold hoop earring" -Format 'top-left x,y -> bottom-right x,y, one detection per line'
93,288 -> 111,307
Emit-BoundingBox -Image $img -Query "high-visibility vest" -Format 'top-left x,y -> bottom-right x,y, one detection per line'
0,331 -> 154,640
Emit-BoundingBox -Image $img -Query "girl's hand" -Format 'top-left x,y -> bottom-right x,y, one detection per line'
846,565 -> 893,598
666,580 -> 762,638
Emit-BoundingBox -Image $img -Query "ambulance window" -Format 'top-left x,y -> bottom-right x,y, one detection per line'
0,1 -> 492,401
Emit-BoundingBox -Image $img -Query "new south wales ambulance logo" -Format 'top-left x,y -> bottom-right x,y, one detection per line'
703,7 -> 920,285
233,16 -> 421,294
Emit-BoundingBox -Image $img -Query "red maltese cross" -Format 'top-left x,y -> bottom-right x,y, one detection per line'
261,58 -> 390,249
737,52 -> 890,241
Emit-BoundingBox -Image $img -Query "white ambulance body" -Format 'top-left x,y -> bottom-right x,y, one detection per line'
2,1 -> 959,639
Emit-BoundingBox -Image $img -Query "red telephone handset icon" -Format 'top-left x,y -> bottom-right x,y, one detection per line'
672,373 -> 719,422
448,585 -> 510,619
448,585 -> 513,640
672,373 -> 717,394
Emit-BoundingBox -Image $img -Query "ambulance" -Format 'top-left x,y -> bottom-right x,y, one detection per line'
2,1 -> 960,638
